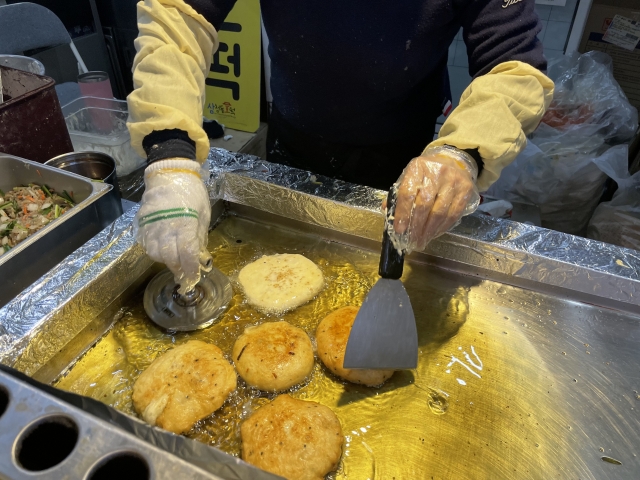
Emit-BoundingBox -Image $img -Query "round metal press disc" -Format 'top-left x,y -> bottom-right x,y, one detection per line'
143,267 -> 233,332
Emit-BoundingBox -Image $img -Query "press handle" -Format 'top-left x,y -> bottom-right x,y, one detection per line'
379,189 -> 404,280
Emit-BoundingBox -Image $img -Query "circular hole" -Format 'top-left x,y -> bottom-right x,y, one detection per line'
0,386 -> 9,419
87,451 -> 150,480
14,415 -> 79,471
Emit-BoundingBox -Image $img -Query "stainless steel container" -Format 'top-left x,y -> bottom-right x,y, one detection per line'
0,153 -> 113,308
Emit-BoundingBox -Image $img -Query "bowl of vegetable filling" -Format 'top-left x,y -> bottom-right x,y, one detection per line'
0,184 -> 75,254
0,153 -> 113,308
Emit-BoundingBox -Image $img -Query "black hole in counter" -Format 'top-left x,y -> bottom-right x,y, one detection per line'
236,239 -> 242,243
15,415 -> 78,471
88,452 -> 150,480
0,386 -> 8,418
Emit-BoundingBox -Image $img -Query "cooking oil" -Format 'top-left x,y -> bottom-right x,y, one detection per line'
55,215 -> 572,478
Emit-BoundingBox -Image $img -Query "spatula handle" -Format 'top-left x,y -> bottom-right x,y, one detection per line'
379,189 -> 404,280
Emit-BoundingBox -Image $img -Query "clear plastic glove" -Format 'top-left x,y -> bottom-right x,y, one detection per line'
134,159 -> 212,294
387,146 -> 480,253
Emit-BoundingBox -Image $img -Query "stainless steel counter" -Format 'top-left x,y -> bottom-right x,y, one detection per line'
0,148 -> 638,479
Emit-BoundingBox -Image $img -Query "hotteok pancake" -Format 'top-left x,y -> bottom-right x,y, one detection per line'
132,340 -> 236,434
237,254 -> 324,313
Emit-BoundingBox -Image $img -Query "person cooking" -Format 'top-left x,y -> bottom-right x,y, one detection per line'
128,0 -> 554,294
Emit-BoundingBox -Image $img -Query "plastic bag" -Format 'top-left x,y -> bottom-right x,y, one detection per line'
487,143 -> 629,236
542,51 -> 638,145
486,51 -> 639,236
486,141 -> 539,201
587,157 -> 640,250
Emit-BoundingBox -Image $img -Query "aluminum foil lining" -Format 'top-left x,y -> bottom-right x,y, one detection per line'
204,148 -> 386,211
0,206 -> 148,369
204,148 -> 640,306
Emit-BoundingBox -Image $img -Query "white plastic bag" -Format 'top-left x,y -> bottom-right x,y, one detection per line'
542,51 -> 638,145
587,156 -> 640,250
487,143 -> 629,236
486,51 -> 639,236
485,141 -> 542,202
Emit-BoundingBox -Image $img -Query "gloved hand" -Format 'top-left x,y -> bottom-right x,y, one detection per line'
135,159 -> 212,294
387,146 -> 480,253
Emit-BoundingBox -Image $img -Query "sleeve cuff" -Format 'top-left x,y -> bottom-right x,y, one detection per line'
183,0 -> 238,31
143,129 -> 197,164
443,144 -> 484,177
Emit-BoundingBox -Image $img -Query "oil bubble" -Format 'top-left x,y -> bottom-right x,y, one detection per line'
427,390 -> 449,415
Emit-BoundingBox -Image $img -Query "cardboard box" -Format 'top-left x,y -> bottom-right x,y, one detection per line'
578,0 -> 640,112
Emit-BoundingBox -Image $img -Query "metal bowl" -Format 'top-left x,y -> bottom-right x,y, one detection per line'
46,151 -> 118,185
45,151 -> 124,226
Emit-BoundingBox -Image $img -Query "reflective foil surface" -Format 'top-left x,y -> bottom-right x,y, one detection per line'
204,148 -> 640,308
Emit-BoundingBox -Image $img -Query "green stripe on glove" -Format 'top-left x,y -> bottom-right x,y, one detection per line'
138,207 -> 199,227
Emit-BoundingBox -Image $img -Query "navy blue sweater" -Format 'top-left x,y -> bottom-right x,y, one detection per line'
145,0 -> 546,160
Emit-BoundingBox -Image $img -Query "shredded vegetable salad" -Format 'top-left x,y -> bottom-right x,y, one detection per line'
0,184 -> 75,255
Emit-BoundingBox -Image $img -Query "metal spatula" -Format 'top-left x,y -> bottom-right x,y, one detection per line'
343,189 -> 418,370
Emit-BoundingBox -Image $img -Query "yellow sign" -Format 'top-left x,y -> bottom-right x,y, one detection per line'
204,0 -> 261,132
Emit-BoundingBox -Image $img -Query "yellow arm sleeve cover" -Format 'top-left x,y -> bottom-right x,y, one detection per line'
126,0 -> 218,162
430,61 -> 554,192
